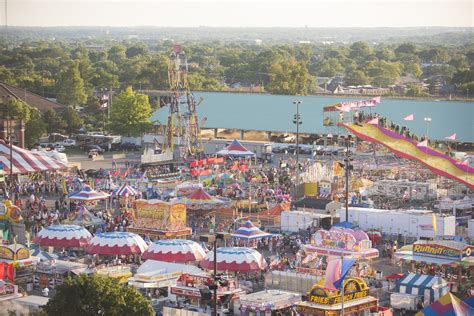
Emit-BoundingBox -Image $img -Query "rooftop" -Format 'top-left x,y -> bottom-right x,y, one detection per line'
0,82 -> 65,113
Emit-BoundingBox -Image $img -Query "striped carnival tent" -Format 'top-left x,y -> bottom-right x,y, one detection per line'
232,220 -> 273,241
0,140 -> 67,174
142,239 -> 207,262
68,185 -> 110,201
395,273 -> 449,305
184,187 -> 227,210
416,292 -> 474,316
87,232 -> 148,256
217,139 -> 255,157
200,247 -> 267,272
114,183 -> 139,197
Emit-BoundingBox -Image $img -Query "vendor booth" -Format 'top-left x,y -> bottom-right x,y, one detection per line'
236,290 -> 302,316
390,273 -> 449,312
0,244 -> 39,290
297,277 -> 378,316
128,199 -> 191,239
34,260 -> 93,290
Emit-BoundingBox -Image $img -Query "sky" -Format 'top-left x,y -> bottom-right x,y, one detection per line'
4,0 -> 473,27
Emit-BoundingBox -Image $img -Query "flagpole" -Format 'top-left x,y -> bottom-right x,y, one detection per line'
341,254 -> 344,316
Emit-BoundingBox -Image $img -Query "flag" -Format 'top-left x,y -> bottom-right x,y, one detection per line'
122,168 -> 129,179
333,257 -> 356,289
324,257 -> 356,290
404,114 -> 414,121
432,214 -> 437,236
367,117 -> 379,125
445,133 -> 457,141
372,96 -> 381,104
458,159 -> 469,167
417,140 -> 428,147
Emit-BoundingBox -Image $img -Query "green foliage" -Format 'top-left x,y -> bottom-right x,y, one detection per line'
344,70 -> 371,86
109,87 -> 152,136
56,61 -> 87,106
43,274 -> 154,316
365,60 -> 402,86
267,58 -> 313,95
406,84 -> 429,97
25,108 -> 46,147
43,109 -> 67,134
1,98 -> 31,123
63,106 -> 84,135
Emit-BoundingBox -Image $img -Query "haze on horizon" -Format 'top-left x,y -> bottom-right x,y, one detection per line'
3,0 -> 473,28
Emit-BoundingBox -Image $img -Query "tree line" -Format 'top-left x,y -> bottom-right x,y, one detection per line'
0,39 -> 472,143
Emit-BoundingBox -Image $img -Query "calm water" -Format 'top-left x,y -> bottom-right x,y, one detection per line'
151,92 -> 474,142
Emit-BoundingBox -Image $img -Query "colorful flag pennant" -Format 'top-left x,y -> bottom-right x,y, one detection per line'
445,133 -> 457,141
404,114 -> 414,121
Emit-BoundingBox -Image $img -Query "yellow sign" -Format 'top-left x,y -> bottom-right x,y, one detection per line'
0,246 -> 14,260
308,277 -> 369,306
133,200 -> 187,231
16,247 -> 30,260
332,161 -> 344,177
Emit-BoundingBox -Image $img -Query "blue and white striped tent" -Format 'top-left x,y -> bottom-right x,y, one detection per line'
395,273 -> 449,304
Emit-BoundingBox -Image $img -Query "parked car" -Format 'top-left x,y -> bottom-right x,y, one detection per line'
120,142 -> 141,151
84,144 -> 105,154
53,144 -> 66,152
61,139 -> 76,147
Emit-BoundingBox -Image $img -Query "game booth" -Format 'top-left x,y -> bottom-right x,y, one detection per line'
128,199 -> 192,239
0,244 -> 39,291
236,290 -> 302,316
395,239 -> 474,296
302,227 -> 379,278
297,277 -> 379,316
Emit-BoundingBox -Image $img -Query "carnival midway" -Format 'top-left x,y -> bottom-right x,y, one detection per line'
0,45 -> 473,316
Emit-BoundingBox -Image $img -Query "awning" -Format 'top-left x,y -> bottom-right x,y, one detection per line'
400,255 -> 457,266
0,140 -> 67,174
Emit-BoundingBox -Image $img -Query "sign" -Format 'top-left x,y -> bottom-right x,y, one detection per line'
332,161 -> 344,177
133,200 -> 187,231
16,247 -> 30,260
413,243 -> 462,259
308,278 -> 369,306
0,246 -> 14,260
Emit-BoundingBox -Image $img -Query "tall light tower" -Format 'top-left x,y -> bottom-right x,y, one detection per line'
292,100 -> 302,186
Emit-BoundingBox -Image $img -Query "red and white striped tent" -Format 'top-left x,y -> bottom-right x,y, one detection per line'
0,140 -> 67,174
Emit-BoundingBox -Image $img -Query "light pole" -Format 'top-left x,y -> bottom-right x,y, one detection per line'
4,116 -> 15,203
292,100 -> 302,187
339,142 -> 353,222
200,232 -> 230,316
424,117 -> 432,143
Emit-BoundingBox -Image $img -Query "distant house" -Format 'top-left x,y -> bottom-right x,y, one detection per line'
0,82 -> 65,114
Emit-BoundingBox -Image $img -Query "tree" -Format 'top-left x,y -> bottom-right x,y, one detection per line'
395,43 -> 417,56
1,98 -> 31,123
25,108 -> 46,147
43,109 -> 66,134
313,58 -> 344,77
63,106 -> 84,135
109,87 -> 152,136
344,70 -> 371,86
56,61 -> 87,107
43,274 -> 154,316
402,62 -> 422,77
267,58 -> 313,95
349,41 -> 373,65
108,45 -> 127,64
365,60 -> 402,86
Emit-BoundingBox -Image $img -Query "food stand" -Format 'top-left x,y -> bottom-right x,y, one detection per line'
170,273 -> 246,312
128,199 -> 191,239
236,290 -> 302,316
297,277 -> 378,316
0,244 -> 39,290
33,260 -> 93,290
396,240 -> 474,295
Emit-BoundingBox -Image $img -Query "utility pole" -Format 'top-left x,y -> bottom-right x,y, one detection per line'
293,100 -> 302,187
344,140 -> 353,222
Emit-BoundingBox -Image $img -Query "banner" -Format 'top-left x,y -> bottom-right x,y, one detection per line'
332,161 -> 344,177
133,200 -> 187,231
323,97 -> 380,113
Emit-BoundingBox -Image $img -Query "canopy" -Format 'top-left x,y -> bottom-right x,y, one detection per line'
87,232 -> 148,255
68,185 -> 110,201
332,221 -> 357,229
200,247 -> 267,272
217,140 -> 255,157
416,293 -> 474,316
0,140 -> 67,174
142,239 -> 206,263
33,224 -> 92,248
184,187 -> 227,210
396,273 -> 448,304
232,220 -> 273,240
114,183 -> 139,197
65,206 -> 104,227
30,245 -> 58,261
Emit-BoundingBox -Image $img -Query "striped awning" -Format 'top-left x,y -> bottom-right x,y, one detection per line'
396,273 -> 448,297
0,140 -> 67,174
